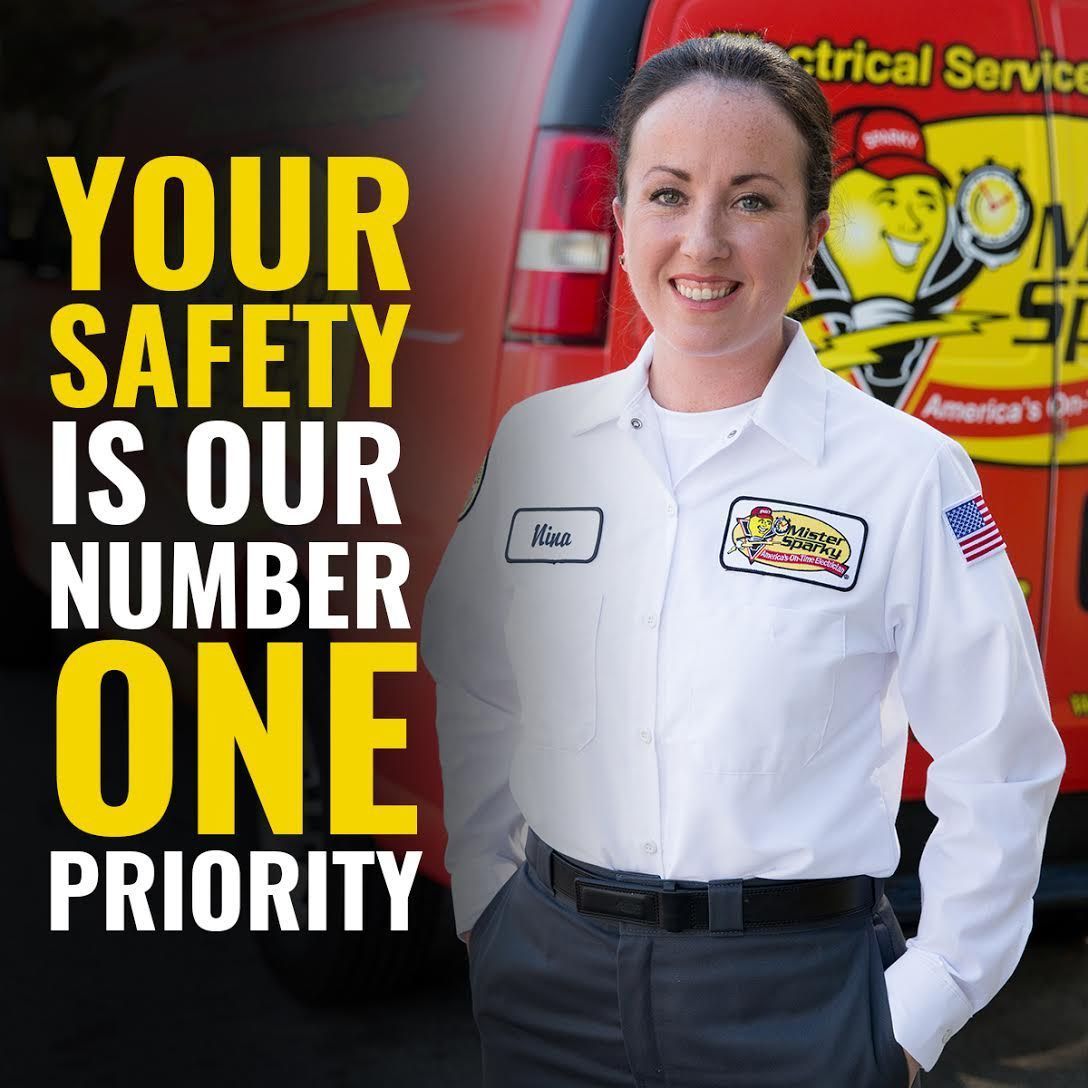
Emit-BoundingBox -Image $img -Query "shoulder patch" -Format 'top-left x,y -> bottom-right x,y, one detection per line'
457,447 -> 490,521
943,493 -> 1005,564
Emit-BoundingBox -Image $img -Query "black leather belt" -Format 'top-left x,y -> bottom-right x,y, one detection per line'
542,845 -> 878,934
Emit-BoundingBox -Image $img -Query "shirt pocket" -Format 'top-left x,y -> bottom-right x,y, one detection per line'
504,579 -> 602,751
685,603 -> 845,774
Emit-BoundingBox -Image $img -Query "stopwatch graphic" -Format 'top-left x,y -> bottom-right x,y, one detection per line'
955,163 -> 1033,255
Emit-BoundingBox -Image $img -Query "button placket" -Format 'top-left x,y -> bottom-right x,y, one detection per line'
633,491 -> 675,876
619,420 -> 673,875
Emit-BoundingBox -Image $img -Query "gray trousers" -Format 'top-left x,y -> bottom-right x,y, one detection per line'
468,828 -> 920,1087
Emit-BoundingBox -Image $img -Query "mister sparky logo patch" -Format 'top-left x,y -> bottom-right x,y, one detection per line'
720,496 -> 869,592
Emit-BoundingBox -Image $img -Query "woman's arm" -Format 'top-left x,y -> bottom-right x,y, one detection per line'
881,438 -> 1066,1073
421,406 -> 527,941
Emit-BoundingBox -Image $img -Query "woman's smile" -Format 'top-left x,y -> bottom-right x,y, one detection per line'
669,276 -> 742,307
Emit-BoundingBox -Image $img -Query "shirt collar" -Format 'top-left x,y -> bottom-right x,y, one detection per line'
569,316 -> 827,466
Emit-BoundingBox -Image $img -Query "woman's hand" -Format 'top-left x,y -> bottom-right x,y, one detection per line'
904,1049 -> 921,1084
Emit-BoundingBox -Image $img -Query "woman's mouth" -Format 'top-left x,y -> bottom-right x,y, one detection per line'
670,277 -> 741,306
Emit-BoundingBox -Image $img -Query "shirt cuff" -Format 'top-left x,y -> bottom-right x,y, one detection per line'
884,946 -> 975,1071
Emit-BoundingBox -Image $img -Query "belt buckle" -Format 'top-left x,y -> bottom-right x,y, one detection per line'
574,878 -> 656,924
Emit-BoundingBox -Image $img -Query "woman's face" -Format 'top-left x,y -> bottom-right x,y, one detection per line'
613,78 -> 829,364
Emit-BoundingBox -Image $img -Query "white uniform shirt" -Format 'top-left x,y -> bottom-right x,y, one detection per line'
652,394 -> 760,488
420,316 -> 1066,1073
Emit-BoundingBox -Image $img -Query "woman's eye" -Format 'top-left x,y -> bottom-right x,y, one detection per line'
650,188 -> 683,206
737,194 -> 768,211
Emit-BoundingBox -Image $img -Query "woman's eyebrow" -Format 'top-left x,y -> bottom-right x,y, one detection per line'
733,172 -> 784,189
643,165 -> 692,182
642,166 -> 784,189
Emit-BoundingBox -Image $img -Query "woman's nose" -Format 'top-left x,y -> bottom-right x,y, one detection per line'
680,203 -> 730,264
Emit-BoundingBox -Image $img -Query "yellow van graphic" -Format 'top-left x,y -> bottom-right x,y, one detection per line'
791,107 -> 1087,467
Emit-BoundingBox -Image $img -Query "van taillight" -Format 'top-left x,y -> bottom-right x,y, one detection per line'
505,130 -> 615,344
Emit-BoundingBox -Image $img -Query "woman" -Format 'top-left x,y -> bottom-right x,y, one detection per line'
421,35 -> 1065,1088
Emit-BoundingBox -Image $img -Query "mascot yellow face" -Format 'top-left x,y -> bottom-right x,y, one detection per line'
748,512 -> 775,539
826,168 -> 947,301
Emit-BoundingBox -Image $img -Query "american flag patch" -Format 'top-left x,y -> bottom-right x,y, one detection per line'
944,494 -> 1005,564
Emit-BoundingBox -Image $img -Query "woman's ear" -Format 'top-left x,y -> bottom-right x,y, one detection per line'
612,197 -> 626,245
806,210 -> 830,267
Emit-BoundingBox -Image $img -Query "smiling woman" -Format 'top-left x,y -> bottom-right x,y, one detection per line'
610,64 -> 829,413
422,32 -> 1064,1088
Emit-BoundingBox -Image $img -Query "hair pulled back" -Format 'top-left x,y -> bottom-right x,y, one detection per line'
611,35 -> 833,225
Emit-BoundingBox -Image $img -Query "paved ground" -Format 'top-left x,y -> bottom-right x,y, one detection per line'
10,658 -> 1087,1087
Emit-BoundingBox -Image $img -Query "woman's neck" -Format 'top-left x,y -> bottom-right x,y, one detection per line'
648,320 -> 789,412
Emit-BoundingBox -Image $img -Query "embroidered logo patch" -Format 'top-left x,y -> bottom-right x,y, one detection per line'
720,496 -> 868,591
505,507 -> 603,563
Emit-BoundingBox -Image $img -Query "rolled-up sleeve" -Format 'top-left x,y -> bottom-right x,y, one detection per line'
420,407 -> 526,942
881,437 -> 1066,1071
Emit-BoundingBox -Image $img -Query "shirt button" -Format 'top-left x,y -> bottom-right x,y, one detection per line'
630,417 -> 643,429
639,729 -> 652,744
666,501 -> 676,516
726,428 -> 738,439
646,613 -> 657,628
642,841 -> 657,855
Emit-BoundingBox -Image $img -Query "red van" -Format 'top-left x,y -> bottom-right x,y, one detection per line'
3,0 -> 1084,1000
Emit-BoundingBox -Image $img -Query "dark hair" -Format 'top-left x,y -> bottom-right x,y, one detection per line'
611,35 -> 832,225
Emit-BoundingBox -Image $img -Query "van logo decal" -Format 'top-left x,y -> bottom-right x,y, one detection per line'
702,30 -> 1088,466
731,41 -> 1088,467
793,105 -> 1035,416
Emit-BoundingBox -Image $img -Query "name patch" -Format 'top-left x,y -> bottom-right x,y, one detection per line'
506,507 -> 603,564
720,496 -> 867,591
